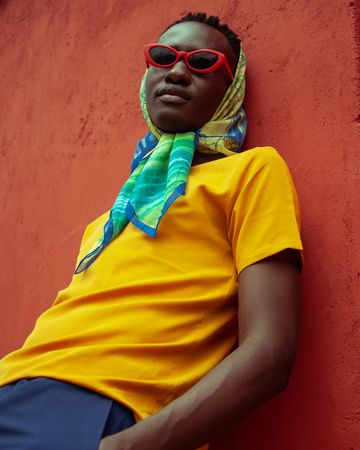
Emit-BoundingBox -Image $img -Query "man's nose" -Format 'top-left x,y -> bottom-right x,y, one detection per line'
165,59 -> 191,85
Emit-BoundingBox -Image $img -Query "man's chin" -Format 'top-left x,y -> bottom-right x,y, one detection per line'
153,118 -> 198,134
158,126 -> 197,134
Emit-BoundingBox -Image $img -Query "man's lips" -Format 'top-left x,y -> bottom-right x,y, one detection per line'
157,87 -> 191,104
159,94 -> 188,104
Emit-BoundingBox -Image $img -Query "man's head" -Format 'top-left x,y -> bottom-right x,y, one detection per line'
144,12 -> 242,133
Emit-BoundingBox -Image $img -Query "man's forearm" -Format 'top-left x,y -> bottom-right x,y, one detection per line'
100,252 -> 300,450
100,337 -> 293,450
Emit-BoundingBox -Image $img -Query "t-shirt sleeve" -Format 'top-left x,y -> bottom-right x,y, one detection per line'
227,147 -> 303,274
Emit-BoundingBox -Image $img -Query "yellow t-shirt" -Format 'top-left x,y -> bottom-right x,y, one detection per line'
0,146 -> 303,421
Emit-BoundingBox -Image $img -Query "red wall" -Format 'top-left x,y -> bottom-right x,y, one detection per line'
1,1 -> 359,448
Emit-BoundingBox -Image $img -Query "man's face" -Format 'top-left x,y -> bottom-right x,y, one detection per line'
145,21 -> 237,133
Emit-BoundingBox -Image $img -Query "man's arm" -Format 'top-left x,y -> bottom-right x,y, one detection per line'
99,249 -> 300,450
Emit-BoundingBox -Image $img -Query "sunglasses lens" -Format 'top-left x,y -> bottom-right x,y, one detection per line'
149,46 -> 177,66
188,52 -> 219,70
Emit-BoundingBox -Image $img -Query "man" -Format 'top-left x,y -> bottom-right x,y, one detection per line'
0,12 -> 302,450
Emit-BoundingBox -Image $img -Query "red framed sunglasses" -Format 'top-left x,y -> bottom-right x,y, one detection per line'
144,43 -> 234,81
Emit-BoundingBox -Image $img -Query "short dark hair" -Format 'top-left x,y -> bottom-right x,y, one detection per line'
164,12 -> 241,59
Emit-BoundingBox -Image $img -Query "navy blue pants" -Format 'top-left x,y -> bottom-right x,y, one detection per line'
0,377 -> 136,450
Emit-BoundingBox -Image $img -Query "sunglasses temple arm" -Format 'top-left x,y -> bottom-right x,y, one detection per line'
224,59 -> 234,81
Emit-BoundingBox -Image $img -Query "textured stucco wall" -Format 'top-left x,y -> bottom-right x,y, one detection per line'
0,1 -> 359,448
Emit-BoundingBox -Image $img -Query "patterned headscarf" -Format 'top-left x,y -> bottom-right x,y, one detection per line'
75,46 -> 246,274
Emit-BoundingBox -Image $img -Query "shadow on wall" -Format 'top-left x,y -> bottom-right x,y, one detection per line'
0,0 -> 11,11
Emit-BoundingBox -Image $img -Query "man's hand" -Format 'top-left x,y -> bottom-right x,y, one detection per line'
98,436 -> 113,450
98,429 -> 165,450
98,434 -> 125,450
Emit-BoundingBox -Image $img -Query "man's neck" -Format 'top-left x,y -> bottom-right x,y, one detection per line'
191,152 -> 226,166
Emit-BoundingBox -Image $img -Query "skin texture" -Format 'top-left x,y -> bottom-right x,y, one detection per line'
99,22 -> 301,450
145,21 -> 237,134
